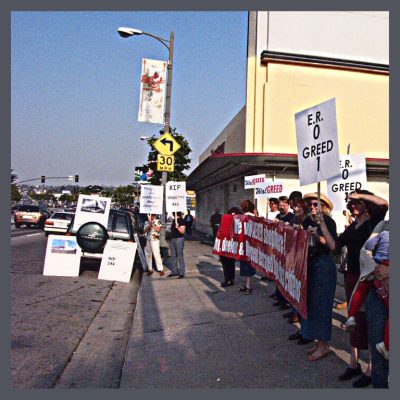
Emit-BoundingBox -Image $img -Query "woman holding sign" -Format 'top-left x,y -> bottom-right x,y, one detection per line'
168,212 -> 186,279
300,193 -> 338,361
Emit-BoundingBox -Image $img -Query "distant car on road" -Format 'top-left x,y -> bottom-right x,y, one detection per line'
66,209 -> 145,265
14,204 -> 51,229
44,212 -> 75,237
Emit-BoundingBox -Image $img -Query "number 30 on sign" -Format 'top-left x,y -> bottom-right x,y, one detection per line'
157,154 -> 174,172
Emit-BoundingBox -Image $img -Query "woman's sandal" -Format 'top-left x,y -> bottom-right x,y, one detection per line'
308,348 -> 331,361
244,288 -> 253,295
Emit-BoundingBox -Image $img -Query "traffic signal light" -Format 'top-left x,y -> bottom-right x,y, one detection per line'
74,175 -> 79,183
41,176 -> 45,183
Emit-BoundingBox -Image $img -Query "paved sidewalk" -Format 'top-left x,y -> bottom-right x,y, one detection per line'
120,232 -> 368,389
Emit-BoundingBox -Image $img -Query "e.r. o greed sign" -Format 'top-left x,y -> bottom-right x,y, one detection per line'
295,98 -> 340,186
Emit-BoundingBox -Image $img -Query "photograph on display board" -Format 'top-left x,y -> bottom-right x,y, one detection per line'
80,198 -> 107,214
50,238 -> 78,255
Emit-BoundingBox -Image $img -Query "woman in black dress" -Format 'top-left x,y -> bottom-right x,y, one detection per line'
300,193 -> 337,361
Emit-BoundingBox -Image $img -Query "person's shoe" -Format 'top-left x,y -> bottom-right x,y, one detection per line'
282,311 -> 295,319
159,271 -> 165,277
228,280 -> 235,286
178,274 -> 184,279
288,331 -> 302,341
376,341 -> 389,360
297,337 -> 313,345
279,303 -> 291,310
272,301 -> 283,307
167,273 -> 179,278
260,276 -> 273,282
221,281 -> 229,287
268,293 -> 277,300
338,364 -> 362,381
352,374 -> 372,388
146,270 -> 153,276
345,316 -> 357,332
335,301 -> 348,310
244,288 -> 253,295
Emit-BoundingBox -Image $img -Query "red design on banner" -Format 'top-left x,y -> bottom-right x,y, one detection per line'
141,71 -> 164,92
213,215 -> 309,318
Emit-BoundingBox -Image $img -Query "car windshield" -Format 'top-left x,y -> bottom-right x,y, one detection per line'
18,205 -> 39,212
51,213 -> 74,220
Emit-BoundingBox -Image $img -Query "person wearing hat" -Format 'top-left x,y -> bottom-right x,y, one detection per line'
336,189 -> 388,387
299,192 -> 338,361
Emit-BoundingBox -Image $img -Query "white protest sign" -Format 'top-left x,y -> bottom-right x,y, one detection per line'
244,174 -> 266,189
73,194 -> 111,232
327,154 -> 367,212
43,235 -> 82,277
295,98 -> 340,186
139,185 -> 163,214
98,240 -> 137,283
254,180 -> 285,199
166,181 -> 187,213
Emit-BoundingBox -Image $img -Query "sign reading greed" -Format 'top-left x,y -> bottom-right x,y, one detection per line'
254,180 -> 284,199
295,98 -> 340,186
213,214 -> 309,318
244,174 -> 266,189
166,181 -> 186,213
327,154 -> 367,212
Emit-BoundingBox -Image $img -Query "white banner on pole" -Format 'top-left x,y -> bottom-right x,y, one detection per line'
140,185 -> 163,215
43,235 -> 82,277
295,98 -> 340,186
327,154 -> 367,212
254,180 -> 285,199
244,174 -> 266,189
98,240 -> 137,283
73,195 -> 111,232
138,58 -> 167,124
166,181 -> 186,213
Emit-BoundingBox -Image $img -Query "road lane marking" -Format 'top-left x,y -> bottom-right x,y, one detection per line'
26,233 -> 44,237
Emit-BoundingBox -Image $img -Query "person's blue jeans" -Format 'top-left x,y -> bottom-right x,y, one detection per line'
170,237 -> 186,275
366,287 -> 389,388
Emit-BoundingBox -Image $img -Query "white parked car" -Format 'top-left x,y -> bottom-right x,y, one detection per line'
44,212 -> 75,237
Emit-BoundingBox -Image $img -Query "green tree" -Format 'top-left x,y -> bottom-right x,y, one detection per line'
11,184 -> 22,202
112,185 -> 136,208
142,127 -> 192,185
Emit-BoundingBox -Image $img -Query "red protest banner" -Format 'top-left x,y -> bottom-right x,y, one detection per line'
213,215 -> 309,318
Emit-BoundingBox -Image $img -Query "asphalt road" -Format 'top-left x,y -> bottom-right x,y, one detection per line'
11,230 -> 141,388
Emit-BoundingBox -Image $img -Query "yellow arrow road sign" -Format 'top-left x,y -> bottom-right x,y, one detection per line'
157,154 -> 174,172
152,132 -> 181,156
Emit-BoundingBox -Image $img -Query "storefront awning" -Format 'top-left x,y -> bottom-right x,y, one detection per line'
187,152 -> 389,192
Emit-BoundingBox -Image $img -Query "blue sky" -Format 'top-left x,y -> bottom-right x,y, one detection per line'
11,11 -> 248,187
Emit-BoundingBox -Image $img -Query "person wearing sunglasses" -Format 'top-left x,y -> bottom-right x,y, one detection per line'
298,192 -> 337,361
337,189 -> 388,387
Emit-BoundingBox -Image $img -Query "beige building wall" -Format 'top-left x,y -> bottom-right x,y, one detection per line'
246,11 -> 389,157
199,106 -> 246,163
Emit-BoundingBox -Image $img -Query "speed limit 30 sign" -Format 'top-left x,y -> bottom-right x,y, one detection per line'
157,154 -> 174,172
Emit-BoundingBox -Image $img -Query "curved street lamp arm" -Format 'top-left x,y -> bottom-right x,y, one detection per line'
141,31 -> 170,51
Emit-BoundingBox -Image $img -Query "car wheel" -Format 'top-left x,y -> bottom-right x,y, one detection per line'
76,222 -> 109,253
15,222 -> 21,228
26,223 -> 31,228
45,232 -> 49,237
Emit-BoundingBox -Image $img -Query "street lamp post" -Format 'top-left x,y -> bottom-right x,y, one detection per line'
118,27 -> 174,248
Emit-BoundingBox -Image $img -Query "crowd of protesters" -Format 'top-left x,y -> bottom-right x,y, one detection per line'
140,187 -> 389,389
214,189 -> 389,388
